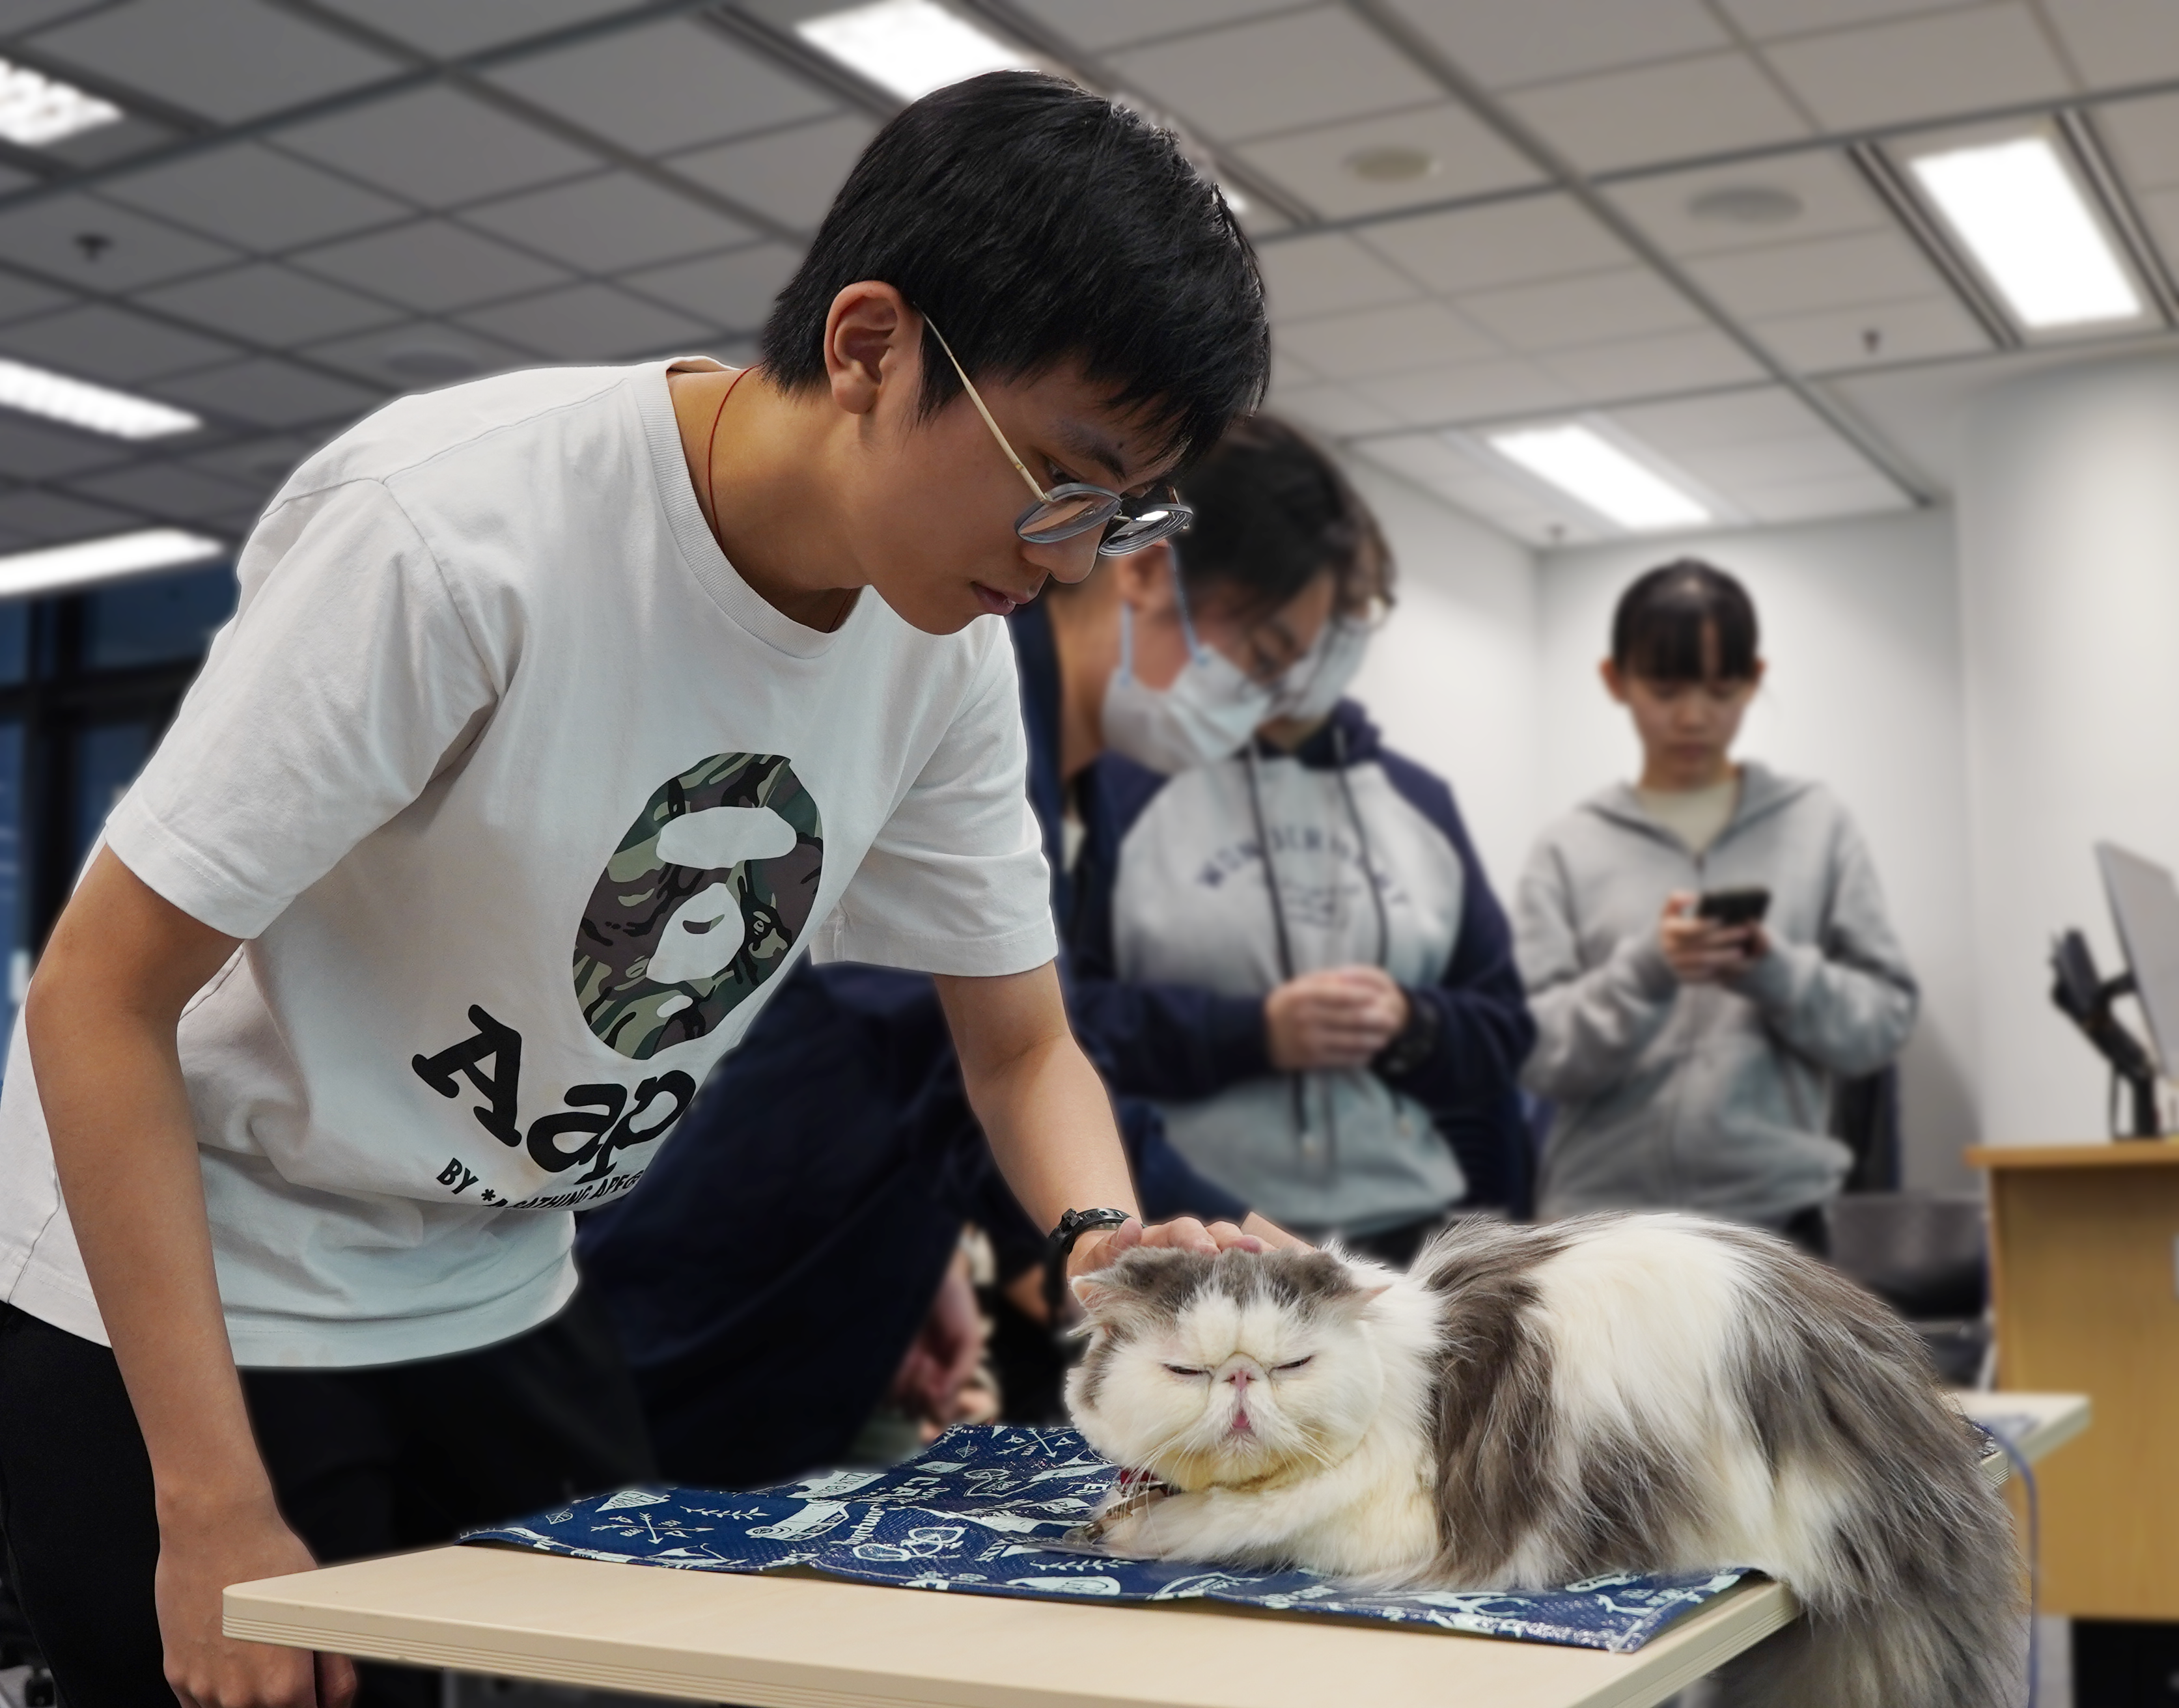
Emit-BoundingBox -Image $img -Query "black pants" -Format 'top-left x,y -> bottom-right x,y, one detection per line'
0,1291 -> 655,1708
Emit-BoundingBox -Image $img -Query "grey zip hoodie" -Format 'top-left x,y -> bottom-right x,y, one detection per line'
1514,762 -> 1916,1223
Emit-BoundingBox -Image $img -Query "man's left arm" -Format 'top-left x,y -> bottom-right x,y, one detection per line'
935,962 -> 1300,1276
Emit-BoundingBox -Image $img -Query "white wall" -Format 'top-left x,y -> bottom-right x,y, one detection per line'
1534,510 -> 1979,1190
1344,458 -> 1540,895
1959,354 -> 2179,1148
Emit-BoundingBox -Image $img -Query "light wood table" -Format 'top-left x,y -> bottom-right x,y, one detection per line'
1971,1139 -> 2179,1617
224,1392 -> 2082,1708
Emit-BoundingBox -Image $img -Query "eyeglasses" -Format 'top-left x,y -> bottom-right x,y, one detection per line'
924,317 -> 1193,558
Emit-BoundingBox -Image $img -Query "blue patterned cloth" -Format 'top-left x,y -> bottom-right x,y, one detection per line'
463,1424 -> 1751,1653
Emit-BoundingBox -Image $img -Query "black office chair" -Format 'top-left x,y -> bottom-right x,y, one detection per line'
1826,1189 -> 1990,1386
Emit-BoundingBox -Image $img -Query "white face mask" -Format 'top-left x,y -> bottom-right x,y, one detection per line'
1268,614 -> 1370,725
1100,577 -> 1275,775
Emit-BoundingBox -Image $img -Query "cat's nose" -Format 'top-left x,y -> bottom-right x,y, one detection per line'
1226,1368 -> 1252,1388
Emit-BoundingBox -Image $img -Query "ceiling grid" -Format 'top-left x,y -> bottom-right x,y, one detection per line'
0,0 -> 2169,554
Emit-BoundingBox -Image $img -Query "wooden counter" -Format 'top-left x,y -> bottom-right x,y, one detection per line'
1970,1140 -> 2179,1616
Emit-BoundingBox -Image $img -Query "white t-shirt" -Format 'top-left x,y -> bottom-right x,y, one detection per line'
0,359 -> 1055,1368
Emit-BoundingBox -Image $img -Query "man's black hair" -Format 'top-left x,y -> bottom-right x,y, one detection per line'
1611,559 -> 1760,682
760,72 -> 1268,467
1173,415 -> 1392,624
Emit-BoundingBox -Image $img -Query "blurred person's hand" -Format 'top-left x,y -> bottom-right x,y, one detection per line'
1658,892 -> 1764,984
1265,966 -> 1409,1071
891,1252 -> 985,1426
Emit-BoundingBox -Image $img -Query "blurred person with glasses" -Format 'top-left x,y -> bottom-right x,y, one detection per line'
1064,418 -> 1537,1263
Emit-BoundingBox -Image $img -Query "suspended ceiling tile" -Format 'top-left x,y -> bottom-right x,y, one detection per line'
26,0 -> 402,123
292,220 -> 570,314
136,262 -> 403,347
621,243 -> 800,335
1506,52 -> 1811,174
1540,325 -> 1766,400
273,87 -> 600,208
1733,469 -> 1910,522
1665,430 -> 1873,488
1006,0 -> 1294,51
1602,150 -> 1890,260
68,460 -> 255,521
457,281 -> 711,360
1456,267 -> 1702,353
156,356 -> 385,430
1354,434 -> 1603,546
1105,8 -> 1441,145
1359,195 -> 1631,294
1684,228 -> 1947,318
1611,385 -> 1827,452
0,272 -> 69,327
667,113 -> 878,234
1715,0 -> 1971,40
0,302 -> 238,384
303,322 -> 534,391
1258,232 -> 1421,321
1749,294 -> 1989,372
100,143 -> 409,254
187,434 -> 325,493
2100,93 -> 2179,193
0,415 -> 132,480
1379,0 -> 1730,90
2137,186 -> 2179,261
1353,355 -> 1575,425
1260,381 -> 1403,437
461,173 -> 754,273
487,20 -> 835,158
1277,299 -> 1498,379
0,193 -> 240,292
1233,102 -> 1541,220
2042,0 -> 2179,90
0,488 -> 135,542
1,0 -> 111,33
307,0 -> 650,58
1760,4 -> 2074,131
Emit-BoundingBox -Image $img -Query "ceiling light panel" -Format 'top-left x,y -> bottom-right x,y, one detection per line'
798,0 -> 1035,103
1488,422 -> 1711,530
0,529 -> 225,599
0,357 -> 201,441
0,55 -> 122,147
1908,134 -> 2143,330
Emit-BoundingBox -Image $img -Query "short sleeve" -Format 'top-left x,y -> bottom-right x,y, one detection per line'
104,478 -> 501,939
812,628 -> 1056,977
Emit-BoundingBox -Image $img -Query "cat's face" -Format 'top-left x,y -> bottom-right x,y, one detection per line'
1066,1248 -> 1390,1493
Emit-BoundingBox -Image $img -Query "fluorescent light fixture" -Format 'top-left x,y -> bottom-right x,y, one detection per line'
1489,424 -> 1710,531
0,356 -> 201,441
797,0 -> 1034,102
1909,135 -> 2141,329
0,529 -> 225,599
0,55 -> 122,148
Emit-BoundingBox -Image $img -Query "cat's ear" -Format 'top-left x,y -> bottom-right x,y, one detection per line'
1072,1274 -> 1125,1317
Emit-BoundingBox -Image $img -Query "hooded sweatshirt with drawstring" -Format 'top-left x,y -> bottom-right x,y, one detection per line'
1515,760 -> 1916,1224
1070,701 -> 1535,1235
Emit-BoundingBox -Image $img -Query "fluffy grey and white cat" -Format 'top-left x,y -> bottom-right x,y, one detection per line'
1067,1213 -> 2021,1708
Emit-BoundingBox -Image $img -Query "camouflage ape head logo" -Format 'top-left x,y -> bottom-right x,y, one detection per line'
574,752 -> 824,1060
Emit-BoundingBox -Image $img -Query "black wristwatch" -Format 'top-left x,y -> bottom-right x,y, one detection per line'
1048,1206 -> 1132,1263
1372,989 -> 1441,1079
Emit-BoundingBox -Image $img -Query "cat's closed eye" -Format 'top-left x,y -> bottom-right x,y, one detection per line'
1273,1357 -> 1313,1373
1163,1364 -> 1209,1378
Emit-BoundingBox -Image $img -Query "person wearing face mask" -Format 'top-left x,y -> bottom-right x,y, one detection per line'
1514,561 -> 1916,1251
1063,417 -> 1536,1263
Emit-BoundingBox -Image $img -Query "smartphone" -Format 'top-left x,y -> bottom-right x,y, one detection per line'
1696,886 -> 1771,927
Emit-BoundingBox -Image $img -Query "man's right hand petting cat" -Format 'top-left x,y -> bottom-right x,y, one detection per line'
1066,1214 -> 2020,1708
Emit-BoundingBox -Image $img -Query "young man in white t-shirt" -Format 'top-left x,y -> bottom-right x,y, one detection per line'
0,72 -> 1277,1708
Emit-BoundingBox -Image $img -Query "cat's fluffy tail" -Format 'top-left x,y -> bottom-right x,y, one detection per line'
1716,1584 -> 2024,1708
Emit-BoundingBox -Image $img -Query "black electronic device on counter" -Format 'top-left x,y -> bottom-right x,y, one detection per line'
2048,926 -> 2159,1138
